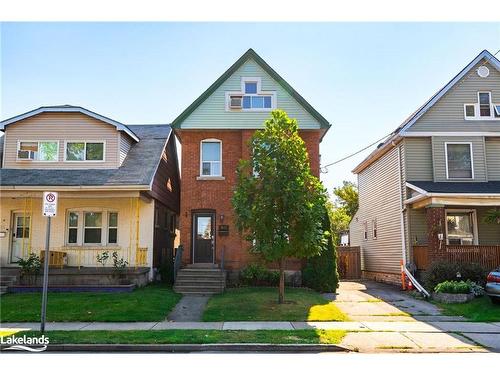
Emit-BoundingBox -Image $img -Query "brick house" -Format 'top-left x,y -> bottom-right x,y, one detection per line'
171,49 -> 331,291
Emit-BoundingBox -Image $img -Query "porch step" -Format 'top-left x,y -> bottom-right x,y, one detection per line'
0,285 -> 8,295
0,275 -> 18,291
173,267 -> 226,295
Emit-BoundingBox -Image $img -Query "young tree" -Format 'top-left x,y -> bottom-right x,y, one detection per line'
333,181 -> 358,218
232,110 -> 329,304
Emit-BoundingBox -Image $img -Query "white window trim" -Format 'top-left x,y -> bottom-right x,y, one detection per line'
108,212 -> 119,244
65,208 -> 117,246
445,208 -> 479,246
16,140 -> 60,162
363,221 -> 368,241
225,77 -> 277,112
372,219 -> 377,240
464,91 -> 500,121
445,142 -> 474,180
199,139 -> 223,178
63,140 -> 106,162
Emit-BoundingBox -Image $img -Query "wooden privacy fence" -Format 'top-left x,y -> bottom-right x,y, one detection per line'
337,246 -> 361,279
446,245 -> 500,270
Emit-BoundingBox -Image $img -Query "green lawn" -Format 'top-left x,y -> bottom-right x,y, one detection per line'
0,284 -> 181,322
435,296 -> 500,322
202,287 -> 348,321
8,329 -> 346,345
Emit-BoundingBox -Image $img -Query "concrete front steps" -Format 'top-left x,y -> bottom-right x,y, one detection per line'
173,264 -> 226,295
0,274 -> 19,295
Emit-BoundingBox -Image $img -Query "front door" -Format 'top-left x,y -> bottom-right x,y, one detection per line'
11,213 -> 31,262
193,213 -> 214,263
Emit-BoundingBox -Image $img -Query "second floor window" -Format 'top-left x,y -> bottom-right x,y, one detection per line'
446,143 -> 473,179
17,141 -> 58,161
66,142 -> 104,161
479,92 -> 491,117
200,140 -> 222,177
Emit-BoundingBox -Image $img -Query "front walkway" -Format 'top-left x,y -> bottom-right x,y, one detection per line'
329,280 -> 465,321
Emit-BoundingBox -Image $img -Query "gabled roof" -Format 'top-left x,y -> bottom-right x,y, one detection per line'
0,105 -> 139,142
352,50 -> 500,174
0,125 -> 171,189
171,48 -> 331,131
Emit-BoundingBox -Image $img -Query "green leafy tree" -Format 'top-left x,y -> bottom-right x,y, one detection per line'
483,208 -> 500,225
333,181 -> 358,218
232,110 -> 329,303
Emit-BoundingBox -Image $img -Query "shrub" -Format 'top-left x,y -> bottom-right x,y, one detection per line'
302,209 -> 339,293
240,263 -> 279,286
434,280 -> 471,294
423,261 -> 488,290
17,253 -> 41,285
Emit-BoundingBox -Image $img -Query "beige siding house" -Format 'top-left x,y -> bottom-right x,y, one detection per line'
350,50 -> 500,284
0,106 -> 180,286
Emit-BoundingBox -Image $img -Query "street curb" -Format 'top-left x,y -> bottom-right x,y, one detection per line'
1,343 -> 350,353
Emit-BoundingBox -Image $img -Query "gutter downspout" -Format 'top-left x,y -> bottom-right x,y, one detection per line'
397,145 -> 430,298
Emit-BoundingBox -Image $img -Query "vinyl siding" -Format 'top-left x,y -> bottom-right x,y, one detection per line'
407,61 -> 500,133
476,206 -> 500,245
485,137 -> 500,181
408,208 -> 428,245
404,137 -> 433,181
119,133 -> 133,166
180,58 -> 322,130
353,146 -> 404,274
3,112 -> 120,169
432,136 -> 487,182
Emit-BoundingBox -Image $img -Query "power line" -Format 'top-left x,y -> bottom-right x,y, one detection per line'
320,48 -> 500,174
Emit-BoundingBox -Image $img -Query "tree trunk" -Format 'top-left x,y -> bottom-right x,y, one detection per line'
278,258 -> 285,304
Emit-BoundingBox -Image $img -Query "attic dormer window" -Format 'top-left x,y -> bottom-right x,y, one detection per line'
464,91 -> 500,120
226,77 -> 276,111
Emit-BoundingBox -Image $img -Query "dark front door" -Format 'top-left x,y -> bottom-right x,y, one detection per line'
193,213 -> 214,263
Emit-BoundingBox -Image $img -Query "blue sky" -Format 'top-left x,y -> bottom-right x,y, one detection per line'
1,22 -> 499,193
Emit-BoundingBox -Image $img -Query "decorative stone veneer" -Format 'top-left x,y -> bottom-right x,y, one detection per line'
362,270 -> 401,286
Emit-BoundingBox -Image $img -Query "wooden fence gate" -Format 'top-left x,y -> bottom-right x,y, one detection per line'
337,246 -> 361,279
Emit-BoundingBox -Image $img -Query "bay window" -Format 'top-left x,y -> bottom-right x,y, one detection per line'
66,210 -> 118,246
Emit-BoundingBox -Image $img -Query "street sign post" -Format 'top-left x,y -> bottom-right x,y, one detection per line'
41,192 -> 58,333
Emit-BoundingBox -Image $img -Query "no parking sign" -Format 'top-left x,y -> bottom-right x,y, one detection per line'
42,191 -> 58,217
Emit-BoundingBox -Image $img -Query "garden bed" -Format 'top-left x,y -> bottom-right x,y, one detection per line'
8,284 -> 136,293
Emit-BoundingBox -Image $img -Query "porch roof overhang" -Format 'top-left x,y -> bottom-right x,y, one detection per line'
405,181 -> 500,209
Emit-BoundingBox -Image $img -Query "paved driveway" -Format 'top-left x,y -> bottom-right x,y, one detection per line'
328,281 -> 466,322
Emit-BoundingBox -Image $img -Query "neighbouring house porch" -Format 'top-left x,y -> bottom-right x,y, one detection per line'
408,203 -> 500,271
0,191 -> 162,271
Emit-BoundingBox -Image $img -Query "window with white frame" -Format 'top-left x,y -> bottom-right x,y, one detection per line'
446,143 -> 473,179
363,221 -> 368,240
227,77 -> 275,111
464,92 -> 500,119
372,219 -> 377,239
446,210 -> 477,245
66,142 -> 104,161
17,141 -> 58,161
66,210 -> 118,246
200,140 -> 222,176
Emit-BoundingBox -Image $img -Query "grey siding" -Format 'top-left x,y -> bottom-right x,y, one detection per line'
354,145 -> 404,275
180,58 -> 322,130
119,133 -> 133,166
404,137 -> 433,181
408,208 -> 427,245
485,137 -> 500,181
432,136 -> 487,182
407,61 -> 500,133
477,207 -> 500,245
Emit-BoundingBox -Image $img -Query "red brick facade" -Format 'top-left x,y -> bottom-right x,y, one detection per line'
176,129 -> 321,272
425,206 -> 446,262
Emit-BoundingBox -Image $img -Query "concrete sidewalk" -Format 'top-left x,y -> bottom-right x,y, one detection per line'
3,320 -> 500,332
3,321 -> 500,352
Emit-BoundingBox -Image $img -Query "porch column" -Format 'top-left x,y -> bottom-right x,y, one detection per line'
425,205 -> 446,263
